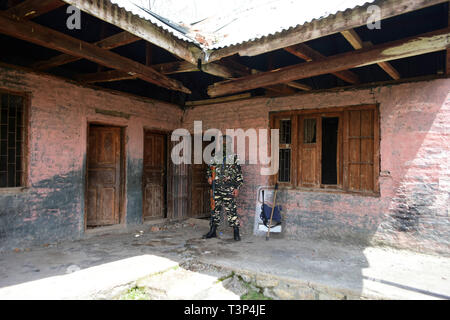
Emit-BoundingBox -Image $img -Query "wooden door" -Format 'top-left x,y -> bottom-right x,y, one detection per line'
190,138 -> 210,218
87,126 -> 122,227
191,160 -> 210,218
143,131 -> 166,220
298,115 -> 321,188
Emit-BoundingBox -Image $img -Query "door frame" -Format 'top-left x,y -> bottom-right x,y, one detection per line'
84,122 -> 127,231
142,129 -> 169,222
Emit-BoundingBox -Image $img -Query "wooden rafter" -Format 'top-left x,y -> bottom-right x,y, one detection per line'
447,1 -> 450,75
76,70 -> 138,83
60,0 -> 202,65
57,0 -> 298,84
341,29 -> 401,80
185,93 -> 252,106
284,44 -> 360,84
219,57 -> 312,92
207,28 -> 450,97
76,57 -> 311,93
0,12 -> 191,93
76,61 -> 199,83
206,0 -> 449,62
32,31 -> 141,70
5,0 -> 65,20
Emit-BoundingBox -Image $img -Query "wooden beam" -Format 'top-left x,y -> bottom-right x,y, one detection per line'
6,0 -> 65,20
207,28 -> 450,97
153,61 -> 199,74
146,42 -> 153,66
377,61 -> 401,80
206,0 -> 449,62
340,29 -> 364,50
447,1 -> 450,75
76,57 -> 311,95
185,93 -> 252,107
0,13 -> 191,93
341,29 -> 401,80
285,82 -> 313,91
284,43 -> 360,84
76,70 -> 137,83
60,0 -> 202,65
77,61 -> 199,83
33,31 -> 141,70
219,57 -> 312,92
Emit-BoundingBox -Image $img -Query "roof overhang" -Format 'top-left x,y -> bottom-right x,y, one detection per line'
62,0 -> 450,64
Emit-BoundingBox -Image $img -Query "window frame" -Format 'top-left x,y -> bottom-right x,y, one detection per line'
269,104 -> 380,196
0,88 -> 30,192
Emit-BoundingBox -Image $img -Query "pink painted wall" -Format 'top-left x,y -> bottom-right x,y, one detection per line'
0,65 -> 183,250
183,78 -> 450,255
0,63 -> 448,255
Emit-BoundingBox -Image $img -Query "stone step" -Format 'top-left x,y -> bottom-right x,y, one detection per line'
135,267 -> 240,300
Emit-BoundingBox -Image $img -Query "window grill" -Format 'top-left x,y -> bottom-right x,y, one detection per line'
0,93 -> 24,188
280,119 -> 291,144
278,148 -> 291,182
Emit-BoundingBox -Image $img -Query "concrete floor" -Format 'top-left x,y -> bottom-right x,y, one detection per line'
0,219 -> 449,300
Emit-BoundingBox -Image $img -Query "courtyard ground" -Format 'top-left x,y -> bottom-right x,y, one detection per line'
0,219 -> 448,300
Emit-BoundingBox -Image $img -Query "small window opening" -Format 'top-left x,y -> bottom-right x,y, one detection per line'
321,117 -> 339,185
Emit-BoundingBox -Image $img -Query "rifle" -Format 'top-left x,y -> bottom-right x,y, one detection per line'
209,166 -> 216,225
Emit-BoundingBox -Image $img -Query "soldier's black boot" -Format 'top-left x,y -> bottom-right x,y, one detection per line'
203,225 -> 217,239
233,227 -> 241,241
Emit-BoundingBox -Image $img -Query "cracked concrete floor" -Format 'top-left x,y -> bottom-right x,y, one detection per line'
0,220 -> 449,300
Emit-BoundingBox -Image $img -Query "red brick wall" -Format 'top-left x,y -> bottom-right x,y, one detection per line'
1,64 -> 448,255
183,78 -> 450,255
0,65 -> 183,250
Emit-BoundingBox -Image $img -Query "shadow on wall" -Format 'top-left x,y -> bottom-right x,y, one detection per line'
0,170 -> 85,252
243,84 -> 450,254
0,155 -> 147,252
233,83 -> 450,298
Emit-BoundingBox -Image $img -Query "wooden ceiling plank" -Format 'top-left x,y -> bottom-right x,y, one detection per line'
341,28 -> 401,80
6,0 -> 65,20
60,0 -> 202,65
0,12 -> 191,93
33,31 -> 141,70
447,2 -> 450,75
207,27 -> 450,97
219,58 -> 311,92
77,61 -> 199,83
285,43 -> 360,84
206,0 -> 449,62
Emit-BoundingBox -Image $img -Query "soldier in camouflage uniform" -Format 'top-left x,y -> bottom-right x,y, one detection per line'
203,135 -> 244,241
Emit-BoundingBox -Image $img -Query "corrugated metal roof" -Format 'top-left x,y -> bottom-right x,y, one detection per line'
110,0 -> 377,50
108,0 -> 202,46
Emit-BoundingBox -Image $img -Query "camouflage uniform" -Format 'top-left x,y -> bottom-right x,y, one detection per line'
207,153 -> 244,228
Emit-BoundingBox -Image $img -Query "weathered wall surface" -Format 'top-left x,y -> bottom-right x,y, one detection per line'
183,78 -> 450,255
0,65 -> 182,251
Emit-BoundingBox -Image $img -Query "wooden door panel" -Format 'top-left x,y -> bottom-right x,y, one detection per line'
87,188 -> 97,223
143,132 -> 166,220
301,147 -> 317,185
190,138 -> 210,218
299,116 -> 321,188
345,109 -> 375,192
144,184 -> 163,219
100,187 -> 116,224
98,131 -> 116,164
87,126 -> 121,227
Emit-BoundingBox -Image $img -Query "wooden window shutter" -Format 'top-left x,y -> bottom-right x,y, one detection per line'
343,107 -> 378,193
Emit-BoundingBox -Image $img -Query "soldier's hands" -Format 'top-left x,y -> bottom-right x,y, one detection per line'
232,189 -> 239,198
208,177 -> 212,185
